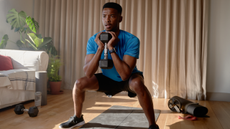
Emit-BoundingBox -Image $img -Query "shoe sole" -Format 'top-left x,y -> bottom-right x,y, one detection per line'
59,121 -> 85,129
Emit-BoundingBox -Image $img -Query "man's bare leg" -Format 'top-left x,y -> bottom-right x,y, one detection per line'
72,75 -> 99,118
129,74 -> 157,127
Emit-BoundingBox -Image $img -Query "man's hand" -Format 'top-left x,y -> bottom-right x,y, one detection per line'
94,32 -> 104,49
107,31 -> 119,50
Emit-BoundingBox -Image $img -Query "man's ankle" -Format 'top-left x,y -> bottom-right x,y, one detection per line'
74,114 -> 81,118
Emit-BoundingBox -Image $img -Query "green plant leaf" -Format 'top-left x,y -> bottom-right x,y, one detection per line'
37,34 -> 42,39
46,43 -> 57,56
27,33 -> 43,48
19,27 -> 28,34
37,37 -> 52,49
47,55 -> 62,82
26,16 -> 39,33
16,40 -> 34,50
16,40 -> 24,46
25,38 -> 37,50
6,9 -> 27,30
16,40 -> 26,48
19,33 -> 25,44
14,27 -> 20,32
36,37 -> 57,56
0,34 -> 9,49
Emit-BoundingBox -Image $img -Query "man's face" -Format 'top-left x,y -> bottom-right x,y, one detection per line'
102,8 -> 122,32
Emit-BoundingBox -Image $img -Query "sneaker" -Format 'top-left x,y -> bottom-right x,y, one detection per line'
149,124 -> 159,129
59,115 -> 85,129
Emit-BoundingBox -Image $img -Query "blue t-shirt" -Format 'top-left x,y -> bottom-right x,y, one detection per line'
86,30 -> 143,82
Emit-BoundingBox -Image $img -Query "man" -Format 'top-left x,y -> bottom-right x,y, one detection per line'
59,2 -> 159,129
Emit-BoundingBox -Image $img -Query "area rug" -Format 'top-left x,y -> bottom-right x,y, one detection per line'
80,105 -> 161,129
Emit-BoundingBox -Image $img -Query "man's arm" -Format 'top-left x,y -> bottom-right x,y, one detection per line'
107,31 -> 138,81
83,32 -> 104,78
110,53 -> 137,81
83,47 -> 103,78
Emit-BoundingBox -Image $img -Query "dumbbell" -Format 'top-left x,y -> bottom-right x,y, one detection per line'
99,33 -> 113,69
14,104 -> 39,117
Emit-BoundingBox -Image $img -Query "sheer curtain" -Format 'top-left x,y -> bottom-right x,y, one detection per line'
34,0 -> 209,100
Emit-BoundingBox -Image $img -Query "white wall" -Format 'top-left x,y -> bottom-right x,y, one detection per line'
0,0 -> 34,49
207,0 -> 230,94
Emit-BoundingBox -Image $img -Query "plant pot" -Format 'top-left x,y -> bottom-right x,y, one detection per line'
49,81 -> 63,95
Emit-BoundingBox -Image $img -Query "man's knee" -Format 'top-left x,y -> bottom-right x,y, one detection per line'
129,79 -> 145,94
74,78 -> 87,91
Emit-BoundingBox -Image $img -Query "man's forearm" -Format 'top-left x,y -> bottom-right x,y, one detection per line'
110,53 -> 132,81
83,47 -> 104,78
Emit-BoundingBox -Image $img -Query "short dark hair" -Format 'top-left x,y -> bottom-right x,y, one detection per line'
102,2 -> 122,14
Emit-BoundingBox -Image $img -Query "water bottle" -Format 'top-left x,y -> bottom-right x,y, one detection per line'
35,91 -> 42,109
197,92 -> 202,101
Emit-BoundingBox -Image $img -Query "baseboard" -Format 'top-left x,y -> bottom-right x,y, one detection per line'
206,92 -> 230,102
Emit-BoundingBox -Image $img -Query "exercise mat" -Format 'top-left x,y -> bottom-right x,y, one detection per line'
168,96 -> 208,117
80,105 -> 160,129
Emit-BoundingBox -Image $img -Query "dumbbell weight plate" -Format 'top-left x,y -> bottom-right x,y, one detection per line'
99,59 -> 113,69
28,106 -> 39,117
14,104 -> 25,115
100,33 -> 112,43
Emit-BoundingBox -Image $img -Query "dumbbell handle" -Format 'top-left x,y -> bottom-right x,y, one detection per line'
22,108 -> 29,112
104,42 -> 108,59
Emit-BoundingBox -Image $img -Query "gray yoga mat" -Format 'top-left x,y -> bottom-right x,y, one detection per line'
80,105 -> 160,129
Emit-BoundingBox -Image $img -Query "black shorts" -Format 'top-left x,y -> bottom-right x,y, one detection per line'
95,73 -> 143,97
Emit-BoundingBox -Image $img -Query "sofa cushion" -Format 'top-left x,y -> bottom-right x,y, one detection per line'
0,55 -> 13,71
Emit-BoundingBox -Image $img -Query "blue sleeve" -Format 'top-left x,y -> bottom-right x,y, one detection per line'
124,36 -> 140,59
86,36 -> 97,55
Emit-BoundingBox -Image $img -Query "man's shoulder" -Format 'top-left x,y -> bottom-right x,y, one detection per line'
90,32 -> 99,39
88,31 -> 101,43
120,30 -> 138,38
119,30 -> 139,44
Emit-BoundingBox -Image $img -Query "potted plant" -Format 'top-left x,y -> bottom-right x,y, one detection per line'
1,8 -> 57,56
47,55 -> 63,94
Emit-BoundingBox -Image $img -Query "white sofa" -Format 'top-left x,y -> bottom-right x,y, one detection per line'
0,49 -> 49,109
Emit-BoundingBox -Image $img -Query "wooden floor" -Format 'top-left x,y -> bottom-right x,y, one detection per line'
0,90 -> 230,129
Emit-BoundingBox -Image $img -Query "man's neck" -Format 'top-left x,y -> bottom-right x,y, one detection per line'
114,29 -> 120,37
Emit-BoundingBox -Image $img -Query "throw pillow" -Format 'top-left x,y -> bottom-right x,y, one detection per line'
0,54 -> 13,70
